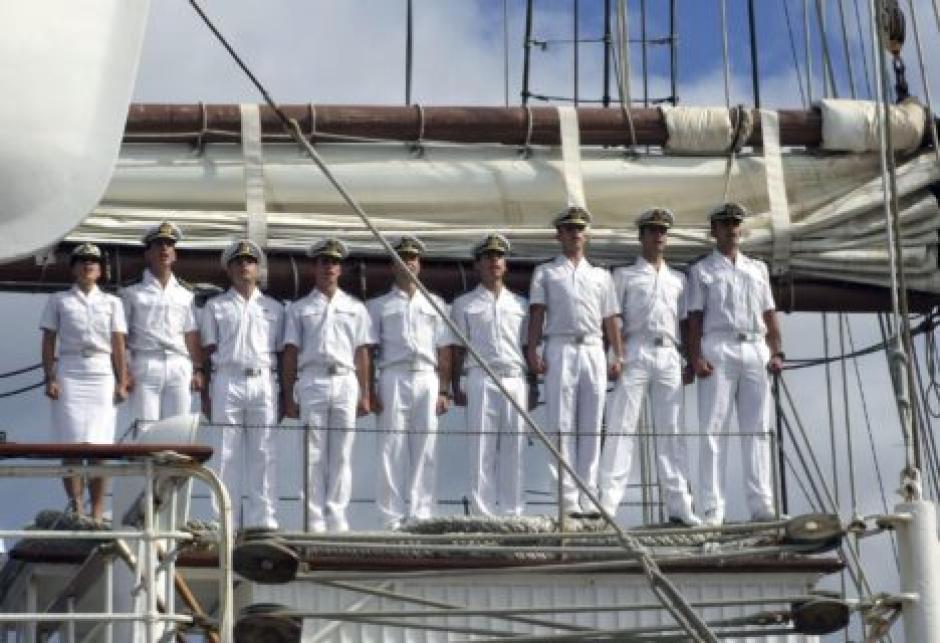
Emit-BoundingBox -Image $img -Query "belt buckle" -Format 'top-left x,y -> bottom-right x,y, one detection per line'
736,332 -> 748,342
574,334 -> 585,345
408,359 -> 422,372
244,367 -> 261,377
327,364 -> 339,376
81,347 -> 95,358
653,337 -> 665,347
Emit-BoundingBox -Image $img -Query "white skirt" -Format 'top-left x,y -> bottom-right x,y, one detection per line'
52,357 -> 116,444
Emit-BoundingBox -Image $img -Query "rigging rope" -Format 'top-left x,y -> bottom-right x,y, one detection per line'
782,0 -> 809,108
0,363 -> 42,379
610,0 -> 638,150
872,0 -> 922,492
187,3 -> 717,640
838,0 -> 859,98
779,378 -> 879,603
845,316 -> 900,567
839,314 -> 860,518
0,381 -> 44,399
719,0 -> 731,108
854,0 -> 875,97
804,0 -> 815,103
814,0 -> 841,97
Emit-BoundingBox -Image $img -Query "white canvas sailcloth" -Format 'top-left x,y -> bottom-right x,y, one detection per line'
0,0 -> 151,262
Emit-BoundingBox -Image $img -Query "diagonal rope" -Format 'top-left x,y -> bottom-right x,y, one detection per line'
186,2 -> 716,640
838,313 -> 859,518
814,0 -> 840,97
845,316 -> 900,568
853,0 -> 874,97
779,378 -> 878,602
838,0 -> 859,98
804,0 -> 815,103
719,0 -> 731,107
782,0 -> 809,108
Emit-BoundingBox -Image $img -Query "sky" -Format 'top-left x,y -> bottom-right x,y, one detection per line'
2,0 -> 940,640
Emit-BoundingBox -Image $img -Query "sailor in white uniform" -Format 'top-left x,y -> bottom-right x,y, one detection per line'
451,233 -> 530,517
282,238 -> 374,532
687,202 -> 785,525
40,243 -> 128,520
368,236 -> 453,529
598,208 -> 700,525
201,239 -> 284,531
527,207 -> 624,516
121,221 -> 204,426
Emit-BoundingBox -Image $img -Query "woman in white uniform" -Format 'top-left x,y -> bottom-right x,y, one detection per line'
40,243 -> 129,521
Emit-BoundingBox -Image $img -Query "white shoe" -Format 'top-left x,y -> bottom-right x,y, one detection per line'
702,508 -> 724,527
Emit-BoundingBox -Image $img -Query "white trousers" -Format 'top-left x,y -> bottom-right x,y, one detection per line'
298,373 -> 358,532
598,344 -> 693,517
53,355 -> 115,444
130,352 -> 192,424
376,368 -> 439,528
543,340 -> 607,513
210,372 -> 279,530
697,336 -> 774,517
465,370 -> 527,517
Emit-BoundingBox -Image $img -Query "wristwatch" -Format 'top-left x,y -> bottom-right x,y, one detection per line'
772,351 -> 786,360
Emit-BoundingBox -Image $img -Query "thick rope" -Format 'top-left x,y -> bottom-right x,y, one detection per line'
870,0 -> 921,493
187,3 -> 716,640
814,0 -> 840,98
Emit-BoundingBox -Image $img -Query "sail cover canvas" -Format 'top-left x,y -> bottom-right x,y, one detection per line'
71,138 -> 940,293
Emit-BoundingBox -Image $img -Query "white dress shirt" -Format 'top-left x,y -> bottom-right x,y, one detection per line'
40,285 -> 127,355
613,257 -> 687,345
451,285 -> 527,371
687,251 -> 775,335
121,270 -> 197,355
283,288 -> 373,369
367,287 -> 452,369
201,288 -> 284,369
529,255 -> 618,338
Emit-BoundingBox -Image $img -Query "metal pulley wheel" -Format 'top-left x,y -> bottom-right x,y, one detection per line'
782,513 -> 843,552
234,603 -> 302,643
791,597 -> 851,635
233,533 -> 301,584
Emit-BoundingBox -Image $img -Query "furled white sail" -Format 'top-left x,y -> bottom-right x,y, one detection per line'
0,0 -> 150,261
69,140 -> 940,292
